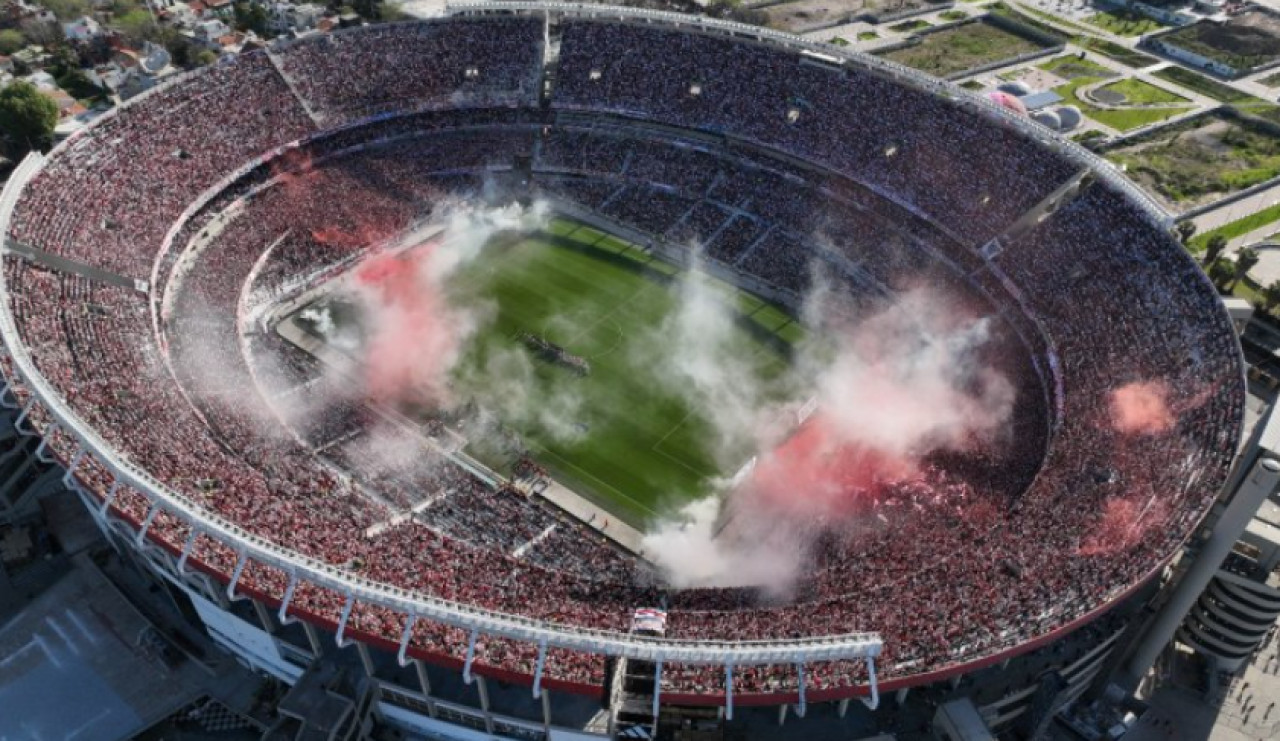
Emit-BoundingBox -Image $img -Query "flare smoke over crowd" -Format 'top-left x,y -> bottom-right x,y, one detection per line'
282,201 -> 1181,595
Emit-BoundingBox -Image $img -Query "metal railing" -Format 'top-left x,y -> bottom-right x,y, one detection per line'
3,0 -> 1223,674
0,147 -> 881,665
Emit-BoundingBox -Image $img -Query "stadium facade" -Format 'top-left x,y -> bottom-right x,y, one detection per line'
0,3 -> 1268,739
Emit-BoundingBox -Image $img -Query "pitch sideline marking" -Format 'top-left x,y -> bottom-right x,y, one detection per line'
532,444 -> 660,520
650,443 -> 717,479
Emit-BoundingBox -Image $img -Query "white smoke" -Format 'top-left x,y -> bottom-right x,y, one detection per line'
812,288 -> 1015,459
455,341 -> 588,445
640,498 -> 806,593
347,200 -> 550,408
636,264 -> 795,466
642,284 -> 1016,592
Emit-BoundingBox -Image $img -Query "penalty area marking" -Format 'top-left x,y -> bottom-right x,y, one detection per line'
647,333 -> 794,481
651,410 -> 720,479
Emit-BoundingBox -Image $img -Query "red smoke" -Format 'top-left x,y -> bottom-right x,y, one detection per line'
747,413 -> 920,520
1110,381 -> 1175,435
733,292 -> 1014,526
1077,492 -> 1168,556
354,241 -> 461,406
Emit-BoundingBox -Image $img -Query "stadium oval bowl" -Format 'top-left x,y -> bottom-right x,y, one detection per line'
0,2 -> 1245,707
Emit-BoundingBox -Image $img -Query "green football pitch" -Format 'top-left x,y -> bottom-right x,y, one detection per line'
446,217 -> 804,526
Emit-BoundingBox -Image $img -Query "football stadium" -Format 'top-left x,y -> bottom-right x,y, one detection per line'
0,2 -> 1250,738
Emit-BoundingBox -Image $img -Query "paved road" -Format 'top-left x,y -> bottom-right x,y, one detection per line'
1189,185 -> 1280,249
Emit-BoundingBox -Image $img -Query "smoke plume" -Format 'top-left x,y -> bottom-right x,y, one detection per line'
642,285 -> 1016,593
1109,381 -> 1175,435
351,201 -> 549,407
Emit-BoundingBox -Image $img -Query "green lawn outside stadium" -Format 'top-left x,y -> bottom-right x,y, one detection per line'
447,217 -> 802,526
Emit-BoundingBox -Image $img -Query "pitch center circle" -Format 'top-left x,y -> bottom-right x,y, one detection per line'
537,314 -> 624,362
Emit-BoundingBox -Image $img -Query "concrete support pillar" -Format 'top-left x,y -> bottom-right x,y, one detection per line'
724,663 -> 734,721
838,698 -> 850,718
652,659 -> 663,722
532,639 -> 547,698
896,687 -> 910,705
541,689 -> 552,732
1125,455 -> 1280,682
252,599 -> 275,634
302,620 -> 322,656
463,628 -> 477,684
796,663 -> 807,718
415,659 -> 432,695
476,675 -> 495,735
357,641 -> 375,678
777,703 -> 788,726
414,660 -> 437,719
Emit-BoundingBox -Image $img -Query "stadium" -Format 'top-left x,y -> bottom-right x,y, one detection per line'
0,2 -> 1248,738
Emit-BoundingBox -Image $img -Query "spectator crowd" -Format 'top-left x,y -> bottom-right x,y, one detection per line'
0,14 -> 1243,701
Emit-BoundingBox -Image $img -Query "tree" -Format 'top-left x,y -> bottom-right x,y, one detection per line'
165,33 -> 193,68
233,2 -> 270,35
42,0 -> 91,21
1231,248 -> 1260,291
1176,220 -> 1196,245
1204,234 -> 1228,267
1264,280 -> 1280,314
1208,258 -> 1234,292
55,67 -> 105,103
20,18 -> 64,47
380,3 -> 409,21
49,44 -> 79,71
0,29 -> 26,55
0,82 -> 58,156
195,49 -> 218,66
112,9 -> 157,44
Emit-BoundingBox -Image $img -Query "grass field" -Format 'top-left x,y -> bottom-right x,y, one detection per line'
1151,65 -> 1266,104
877,20 -> 1050,77
987,2 -> 1075,37
888,19 -> 932,33
1075,37 -> 1159,68
1188,202 -> 1280,251
1236,104 -> 1280,127
1039,54 -> 1113,79
1041,64 -> 1193,131
444,219 -> 803,526
1158,14 -> 1280,73
1037,55 -> 1193,131
1094,77 -> 1190,106
1085,10 -> 1165,37
1105,111 -> 1280,208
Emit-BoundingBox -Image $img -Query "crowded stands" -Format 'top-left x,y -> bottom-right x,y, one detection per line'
0,11 -> 1242,704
